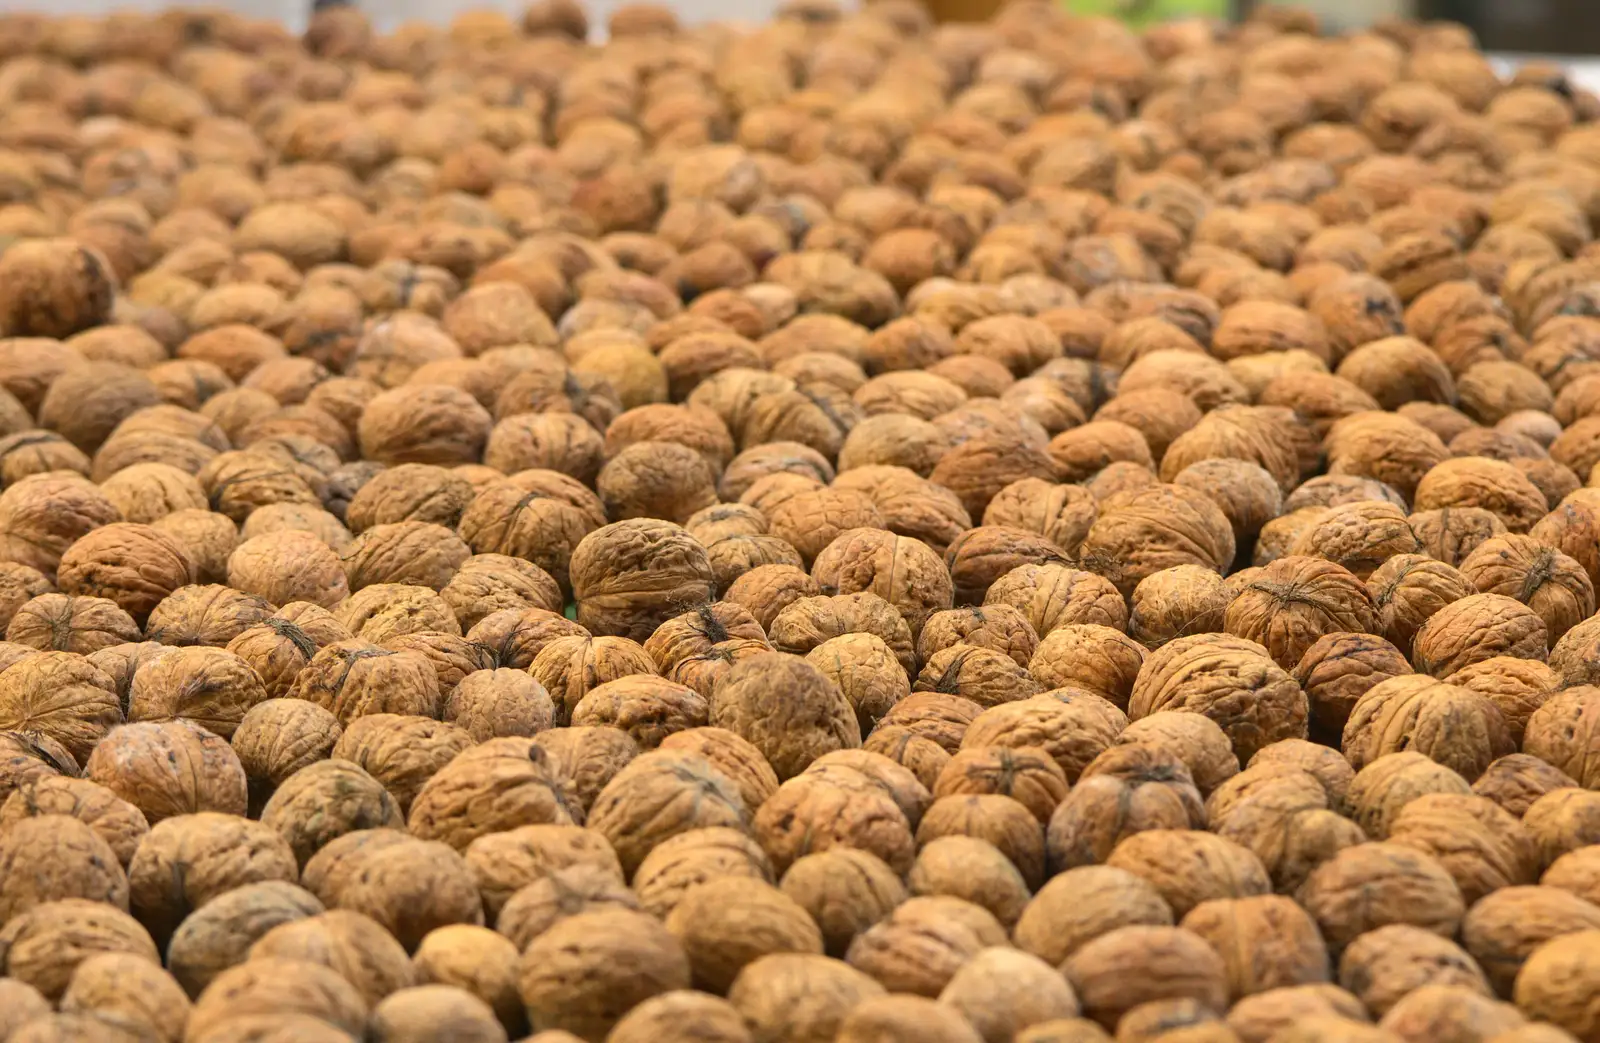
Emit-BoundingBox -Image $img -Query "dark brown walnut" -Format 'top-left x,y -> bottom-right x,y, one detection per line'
0,898 -> 159,1002
1128,634 -> 1308,762
1411,591 -> 1549,679
1343,677 -> 1513,781
0,814 -> 129,926
1225,557 -> 1379,671
1063,926 -> 1227,1030
408,737 -> 578,852
1128,566 -> 1230,651
0,651 -> 120,764
1299,842 -> 1466,952
1293,633 -> 1414,739
1224,985 -> 1370,1043
226,530 -> 349,610
983,564 -> 1128,639
1104,829 -> 1271,920
1179,894 -> 1330,1003
466,608 -> 588,671
1461,885 -> 1600,998
530,636 -> 658,725
126,646 -> 268,739
1337,923 -> 1489,1020
1290,501 -> 1422,581
726,952 -> 887,1043
570,520 -> 716,643
1027,625 -> 1146,711
194,451 -> 321,529
54,522 -> 197,625
6,593 -> 140,656
844,894 -> 1006,998
289,640 -> 442,725
517,908 -> 691,1042
1459,535 -> 1595,642
1079,485 -> 1236,596
230,699 -> 342,812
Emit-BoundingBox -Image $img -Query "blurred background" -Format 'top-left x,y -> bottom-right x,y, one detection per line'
13,0 -> 1600,72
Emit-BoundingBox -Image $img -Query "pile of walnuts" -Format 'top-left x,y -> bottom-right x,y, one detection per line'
6,0 -> 1600,1041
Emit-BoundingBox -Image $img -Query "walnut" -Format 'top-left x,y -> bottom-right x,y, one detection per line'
516,909 -> 690,1042
6,594 -> 139,656
301,830 -> 484,951
1344,676 -> 1513,781
1366,554 -> 1475,659
289,640 -> 441,725
59,950 -> 192,1042
126,646 -> 267,739
607,991 -> 752,1043
726,953 -> 886,1043
0,651 -> 121,764
0,813 -> 129,927
569,520 -> 715,642
1063,926 -> 1227,1030
1292,633 -> 1413,740
1414,457 -> 1550,534
1299,842 -> 1466,952
0,898 -> 159,1002
1411,592 -> 1548,679
982,563 -> 1126,639
1078,485 -> 1235,596
1179,895 -> 1330,1004
226,530 -> 349,610
358,384 -> 491,466
1128,634 -> 1308,762
1337,924 -> 1489,1018
466,608 -> 587,670
152,510 -> 238,586
127,811 -> 298,946
182,957 -> 368,1043
1224,985 -> 1369,1043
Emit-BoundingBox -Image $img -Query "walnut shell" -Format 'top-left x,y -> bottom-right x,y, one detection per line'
1337,923 -> 1488,1018
1128,635 -> 1308,762
1411,593 -> 1548,679
517,909 -> 691,1042
0,898 -> 159,1002
1299,842 -> 1466,952
6,593 -> 139,656
1226,557 -> 1379,670
85,720 -> 246,824
409,737 -> 579,851
1063,926 -> 1228,1030
301,830 -> 484,951
127,811 -> 298,944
